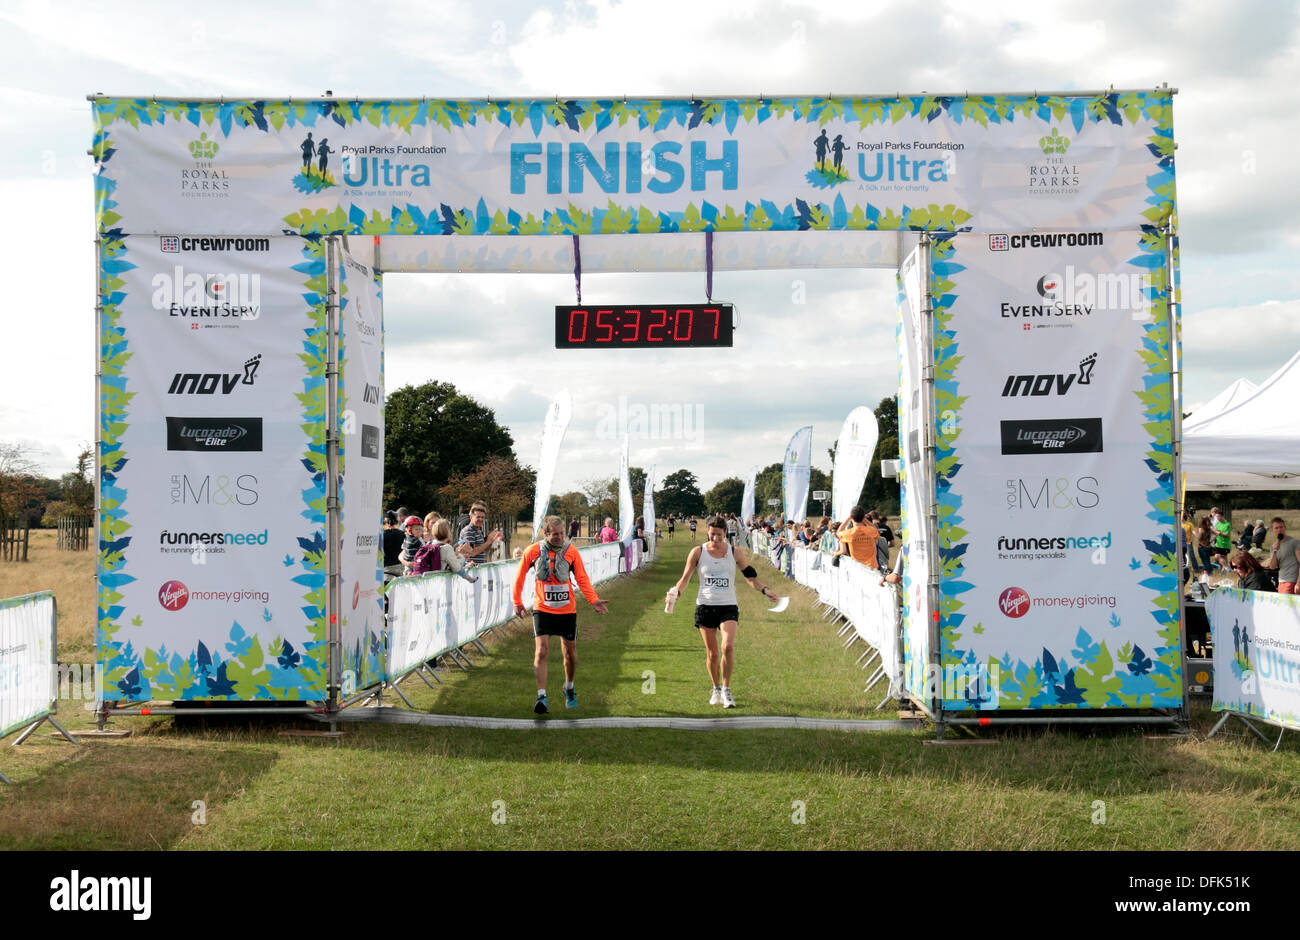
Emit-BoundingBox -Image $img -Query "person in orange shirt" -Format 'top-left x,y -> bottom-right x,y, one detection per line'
513,515 -> 609,714
836,505 -> 881,569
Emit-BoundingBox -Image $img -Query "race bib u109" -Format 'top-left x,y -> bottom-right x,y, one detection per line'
543,583 -> 571,606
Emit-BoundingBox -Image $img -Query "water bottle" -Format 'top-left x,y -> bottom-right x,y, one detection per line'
664,587 -> 679,614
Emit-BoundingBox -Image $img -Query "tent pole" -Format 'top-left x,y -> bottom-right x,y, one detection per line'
326,236 -> 342,719
920,232 -> 944,730
1164,218 -> 1189,726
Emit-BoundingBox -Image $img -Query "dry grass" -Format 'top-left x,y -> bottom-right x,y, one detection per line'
0,529 -> 96,659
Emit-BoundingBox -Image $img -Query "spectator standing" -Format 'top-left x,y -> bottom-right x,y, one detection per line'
1253,519 -> 1267,549
457,501 -> 504,566
1196,516 -> 1215,572
1263,517 -> 1300,595
1210,507 -> 1233,570
399,515 -> 424,572
598,516 -> 619,543
382,511 -> 405,575
569,517 -> 580,540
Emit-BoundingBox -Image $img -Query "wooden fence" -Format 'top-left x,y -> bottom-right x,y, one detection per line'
1,515 -> 29,562
57,516 -> 92,552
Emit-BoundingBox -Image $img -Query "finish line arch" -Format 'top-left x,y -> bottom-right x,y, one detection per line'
91,91 -> 1183,726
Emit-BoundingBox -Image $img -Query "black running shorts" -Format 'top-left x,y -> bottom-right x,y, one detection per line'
533,611 -> 577,641
694,604 -> 740,630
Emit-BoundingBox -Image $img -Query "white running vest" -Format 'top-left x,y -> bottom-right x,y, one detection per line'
696,544 -> 738,606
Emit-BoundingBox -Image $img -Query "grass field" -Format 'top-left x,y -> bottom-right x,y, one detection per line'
2,533 -> 1300,851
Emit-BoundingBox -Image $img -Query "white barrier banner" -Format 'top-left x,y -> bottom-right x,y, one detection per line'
933,231 -> 1180,710
92,94 -> 1173,237
339,244 -> 386,692
783,425 -> 813,524
757,543 -> 902,692
532,389 -> 572,532
384,542 -> 626,681
1210,588 -> 1300,732
99,235 -> 328,702
0,593 -> 55,739
832,407 -> 878,524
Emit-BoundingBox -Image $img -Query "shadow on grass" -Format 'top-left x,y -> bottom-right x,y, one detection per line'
0,742 -> 277,850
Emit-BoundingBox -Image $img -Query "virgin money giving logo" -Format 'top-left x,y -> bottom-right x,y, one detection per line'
999,586 -> 1031,618
159,580 -> 189,611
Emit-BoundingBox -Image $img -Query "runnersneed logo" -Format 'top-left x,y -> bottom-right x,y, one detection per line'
166,417 -> 263,451
1001,353 -> 1096,397
996,531 -> 1112,560
1000,418 -> 1102,455
159,580 -> 189,611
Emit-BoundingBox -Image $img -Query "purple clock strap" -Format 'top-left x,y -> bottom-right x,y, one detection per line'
572,234 -> 582,304
705,230 -> 713,302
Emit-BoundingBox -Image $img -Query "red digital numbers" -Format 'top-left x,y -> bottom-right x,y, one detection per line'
703,307 -> 719,340
595,309 -> 614,342
623,308 -> 641,342
648,309 -> 667,342
673,308 -> 693,341
568,309 -> 588,343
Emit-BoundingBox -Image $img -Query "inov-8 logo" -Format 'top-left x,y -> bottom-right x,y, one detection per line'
1001,352 -> 1095,397
168,355 -> 261,395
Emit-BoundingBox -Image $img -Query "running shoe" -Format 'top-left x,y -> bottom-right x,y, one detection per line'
721,687 -> 736,709
565,687 -> 578,709
534,692 -> 548,715
709,687 -> 723,706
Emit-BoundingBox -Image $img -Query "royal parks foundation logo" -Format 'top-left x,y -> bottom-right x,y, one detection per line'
1026,126 -> 1083,197
180,132 -> 232,199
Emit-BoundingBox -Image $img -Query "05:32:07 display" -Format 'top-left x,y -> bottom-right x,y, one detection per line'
554,303 -> 734,348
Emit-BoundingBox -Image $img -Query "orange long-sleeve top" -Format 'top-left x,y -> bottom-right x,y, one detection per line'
512,541 -> 600,614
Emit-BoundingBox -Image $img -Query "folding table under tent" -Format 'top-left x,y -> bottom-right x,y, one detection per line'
90,91 -> 1184,731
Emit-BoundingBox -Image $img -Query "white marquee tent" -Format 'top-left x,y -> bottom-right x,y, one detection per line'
1183,351 -> 1300,490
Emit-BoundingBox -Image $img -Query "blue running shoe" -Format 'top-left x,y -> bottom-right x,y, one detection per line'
565,687 -> 578,709
534,692 -> 548,715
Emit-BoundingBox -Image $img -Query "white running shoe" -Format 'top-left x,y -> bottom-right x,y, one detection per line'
709,687 -> 723,706
721,687 -> 736,709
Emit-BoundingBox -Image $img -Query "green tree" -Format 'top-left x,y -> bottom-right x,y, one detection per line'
704,476 -> 745,515
383,381 -> 515,513
754,462 -> 782,517
655,468 -> 706,518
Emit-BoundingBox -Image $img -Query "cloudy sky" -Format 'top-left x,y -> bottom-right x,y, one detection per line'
1,0 -> 1296,496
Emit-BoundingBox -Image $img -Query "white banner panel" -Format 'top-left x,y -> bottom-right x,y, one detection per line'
0,593 -> 56,739
832,407 -> 878,523
92,94 -> 1174,238
532,389 -> 573,532
643,466 -> 656,556
897,246 -> 934,705
741,465 -> 757,525
783,426 -> 813,524
932,232 -> 1180,710
338,246 -> 386,693
98,235 -> 327,701
1210,588 -> 1300,732
621,436 -> 637,543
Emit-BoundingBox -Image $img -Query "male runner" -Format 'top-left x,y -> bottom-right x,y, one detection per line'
513,515 -> 608,714
669,516 -> 778,708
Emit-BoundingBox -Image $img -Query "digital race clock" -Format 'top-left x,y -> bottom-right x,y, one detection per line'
554,304 -> 734,348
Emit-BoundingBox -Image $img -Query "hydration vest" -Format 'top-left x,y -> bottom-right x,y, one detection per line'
533,540 -> 573,584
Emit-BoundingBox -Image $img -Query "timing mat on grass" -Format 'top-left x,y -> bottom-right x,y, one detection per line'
327,708 -> 915,732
